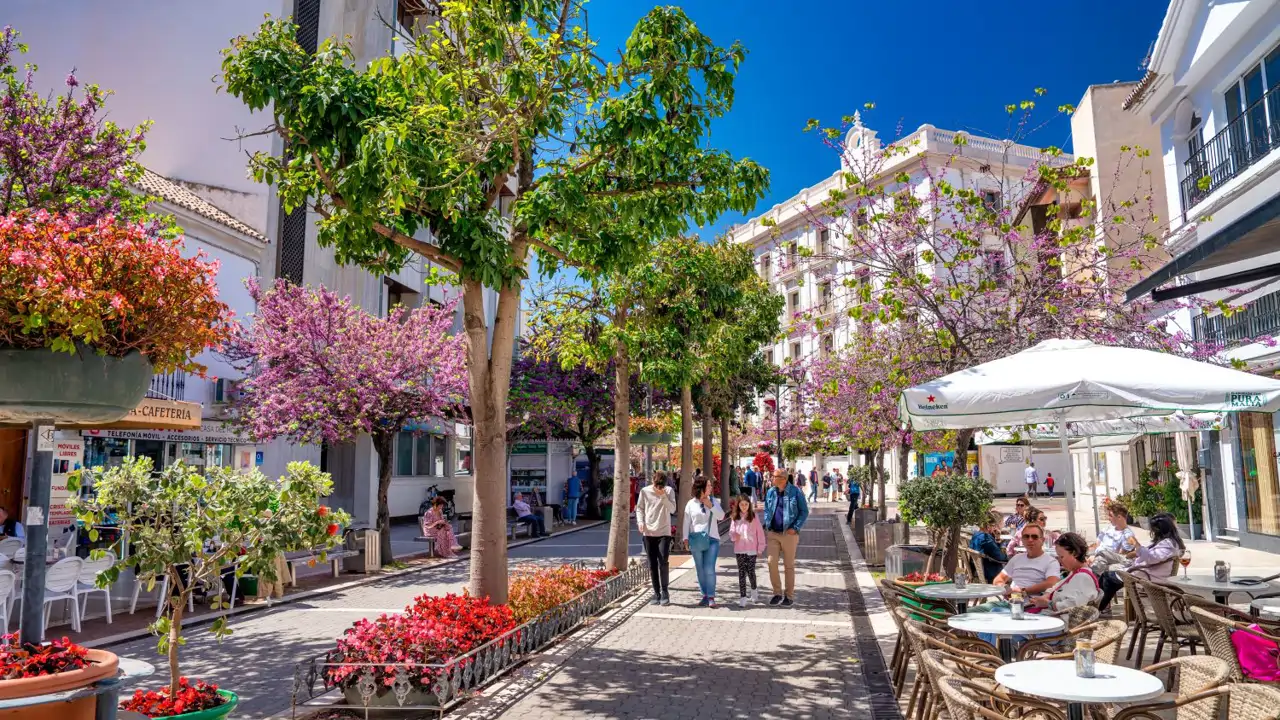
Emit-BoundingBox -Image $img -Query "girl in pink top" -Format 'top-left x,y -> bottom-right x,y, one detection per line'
728,494 -> 767,607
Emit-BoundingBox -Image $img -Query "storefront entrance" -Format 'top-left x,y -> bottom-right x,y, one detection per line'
0,430 -> 27,515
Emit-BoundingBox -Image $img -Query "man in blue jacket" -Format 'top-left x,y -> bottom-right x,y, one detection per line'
743,465 -> 759,501
564,474 -> 582,525
763,468 -> 809,607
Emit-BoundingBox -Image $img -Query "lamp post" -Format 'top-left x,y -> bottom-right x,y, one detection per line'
775,382 -> 784,470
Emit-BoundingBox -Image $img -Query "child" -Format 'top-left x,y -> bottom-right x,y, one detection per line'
1045,473 -> 1056,498
728,494 -> 767,607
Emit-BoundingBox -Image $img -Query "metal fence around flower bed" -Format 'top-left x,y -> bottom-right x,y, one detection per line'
291,559 -> 650,718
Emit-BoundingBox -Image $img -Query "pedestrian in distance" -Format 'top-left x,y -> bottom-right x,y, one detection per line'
845,469 -> 862,524
1045,472 -> 1055,498
807,468 -> 818,503
764,467 -> 809,607
563,473 -> 582,525
743,465 -> 759,502
1024,461 -> 1039,498
636,472 -> 677,606
683,476 -> 724,608
728,494 -> 766,607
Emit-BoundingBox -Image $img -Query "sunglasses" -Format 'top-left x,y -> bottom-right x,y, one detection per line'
1023,534 -> 1043,540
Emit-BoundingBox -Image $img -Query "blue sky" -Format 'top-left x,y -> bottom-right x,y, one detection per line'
584,0 -> 1167,242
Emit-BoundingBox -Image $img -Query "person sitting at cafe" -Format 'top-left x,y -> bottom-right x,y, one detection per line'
1029,532 -> 1099,614
512,493 -> 547,538
1097,512 -> 1184,613
1003,496 -> 1030,530
969,522 -> 1060,615
0,506 -> 25,540
968,511 -> 1008,584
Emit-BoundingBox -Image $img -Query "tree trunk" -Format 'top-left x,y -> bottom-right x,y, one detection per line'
944,524 -> 962,576
373,431 -> 395,566
953,428 -> 974,475
584,447 -> 602,519
719,415 -> 732,508
676,384 -> 694,535
700,379 -> 713,488
892,440 -> 908,522
874,448 -> 886,513
607,326 -> 632,571
168,590 -> 185,697
462,278 -> 519,605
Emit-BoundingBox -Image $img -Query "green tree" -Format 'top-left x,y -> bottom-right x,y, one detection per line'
898,472 -> 992,575
221,1 -> 766,601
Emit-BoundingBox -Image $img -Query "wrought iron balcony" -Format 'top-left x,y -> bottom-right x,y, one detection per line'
1191,288 -> 1280,348
147,371 -> 186,401
1181,83 -> 1280,213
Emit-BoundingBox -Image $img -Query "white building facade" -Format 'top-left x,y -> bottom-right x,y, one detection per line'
1125,0 -> 1280,551
8,0 -> 498,522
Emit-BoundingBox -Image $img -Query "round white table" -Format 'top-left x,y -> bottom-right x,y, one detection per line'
1164,573 -> 1280,604
1250,596 -> 1280,619
996,660 -> 1165,720
948,612 -> 1065,662
914,583 -> 1004,612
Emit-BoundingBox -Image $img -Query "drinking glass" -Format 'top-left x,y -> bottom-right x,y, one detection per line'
1180,552 -> 1192,578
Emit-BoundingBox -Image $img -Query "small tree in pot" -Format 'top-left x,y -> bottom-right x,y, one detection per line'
68,459 -> 349,718
898,472 -> 992,576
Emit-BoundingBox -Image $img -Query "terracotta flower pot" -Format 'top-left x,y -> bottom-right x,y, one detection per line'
0,648 -> 118,720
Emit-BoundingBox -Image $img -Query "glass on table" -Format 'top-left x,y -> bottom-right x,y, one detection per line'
1179,551 -> 1191,579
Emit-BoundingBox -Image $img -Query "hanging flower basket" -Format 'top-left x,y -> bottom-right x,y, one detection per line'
629,432 -> 673,445
0,347 -> 152,425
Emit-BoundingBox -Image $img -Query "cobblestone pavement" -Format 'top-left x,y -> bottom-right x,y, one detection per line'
495,512 -> 897,720
104,521 -> 636,719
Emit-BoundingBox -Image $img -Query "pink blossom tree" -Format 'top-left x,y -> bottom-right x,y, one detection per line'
224,281 -> 469,564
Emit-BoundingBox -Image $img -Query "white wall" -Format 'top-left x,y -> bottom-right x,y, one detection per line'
979,445 -> 1071,496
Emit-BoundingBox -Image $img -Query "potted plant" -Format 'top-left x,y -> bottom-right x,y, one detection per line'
325,594 -> 515,707
628,415 -> 674,446
67,459 -> 349,719
0,29 -> 231,425
898,472 -> 993,576
0,635 -> 118,720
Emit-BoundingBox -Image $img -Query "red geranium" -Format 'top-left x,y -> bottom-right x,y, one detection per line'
0,634 -> 89,679
121,677 -> 224,717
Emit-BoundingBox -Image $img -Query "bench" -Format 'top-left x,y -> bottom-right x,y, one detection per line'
283,546 -> 361,586
412,535 -> 437,556
507,508 -> 533,540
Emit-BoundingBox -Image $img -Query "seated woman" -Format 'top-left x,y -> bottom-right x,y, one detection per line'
968,511 -> 1009,584
1029,532 -> 1099,614
1089,501 -> 1138,572
1005,505 -> 1042,555
1097,512 -> 1184,612
421,497 -> 459,559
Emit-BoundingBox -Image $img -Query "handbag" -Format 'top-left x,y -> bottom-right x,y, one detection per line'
688,504 -> 715,552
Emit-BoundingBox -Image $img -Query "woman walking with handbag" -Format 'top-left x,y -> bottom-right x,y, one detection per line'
683,477 -> 724,608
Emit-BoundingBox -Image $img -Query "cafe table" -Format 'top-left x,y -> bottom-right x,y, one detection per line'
1164,572 -> 1280,605
995,660 -> 1165,720
947,612 -> 1064,662
913,582 -> 1004,613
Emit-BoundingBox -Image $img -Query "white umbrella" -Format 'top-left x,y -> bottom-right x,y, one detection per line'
899,339 -> 1280,532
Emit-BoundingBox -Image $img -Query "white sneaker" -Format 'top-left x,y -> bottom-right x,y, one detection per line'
738,597 -> 748,607
751,588 -> 760,603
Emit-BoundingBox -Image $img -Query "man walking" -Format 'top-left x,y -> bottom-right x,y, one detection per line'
564,474 -> 582,525
743,464 -> 758,502
1024,462 -> 1039,499
845,468 -> 861,524
807,468 -> 818,503
764,468 -> 810,607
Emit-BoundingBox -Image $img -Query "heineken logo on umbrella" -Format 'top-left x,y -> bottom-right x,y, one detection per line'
917,394 -> 948,410
1227,392 -> 1264,408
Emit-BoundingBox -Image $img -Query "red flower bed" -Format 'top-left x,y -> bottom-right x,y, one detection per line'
0,634 -> 88,679
507,565 -> 618,623
325,594 -> 515,694
121,677 -> 224,718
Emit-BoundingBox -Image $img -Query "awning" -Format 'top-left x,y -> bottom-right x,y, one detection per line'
55,397 -> 203,432
1068,434 -> 1139,453
1126,193 -> 1280,302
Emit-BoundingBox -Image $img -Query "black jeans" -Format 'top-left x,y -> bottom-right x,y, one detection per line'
846,493 -> 860,523
1098,570 -> 1124,611
644,536 -> 672,598
519,514 -> 546,537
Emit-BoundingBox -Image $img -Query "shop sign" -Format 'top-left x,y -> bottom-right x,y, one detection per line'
998,446 -> 1027,464
512,442 -> 547,455
81,420 -> 250,445
50,438 -> 83,533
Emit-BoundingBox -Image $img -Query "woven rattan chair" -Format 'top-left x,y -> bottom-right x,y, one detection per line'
1223,684 -> 1280,720
1061,604 -> 1101,629
1016,620 -> 1127,663
936,675 -> 1067,720
1118,571 -> 1161,665
1107,655 -> 1230,720
1142,578 -> 1200,661
1189,606 -> 1280,683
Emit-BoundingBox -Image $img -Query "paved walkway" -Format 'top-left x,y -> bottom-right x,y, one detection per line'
494,513 -> 898,720
103,521 -> 639,719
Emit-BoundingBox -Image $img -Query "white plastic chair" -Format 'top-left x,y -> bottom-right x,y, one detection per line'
0,570 -> 15,633
0,537 -> 23,559
131,573 -> 193,619
40,557 -> 83,640
76,551 -> 116,624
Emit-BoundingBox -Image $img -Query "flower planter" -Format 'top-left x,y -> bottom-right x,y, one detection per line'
341,686 -> 437,713
1176,522 -> 1204,541
147,690 -> 238,720
0,649 -> 118,720
0,348 -> 152,425
629,432 -> 672,445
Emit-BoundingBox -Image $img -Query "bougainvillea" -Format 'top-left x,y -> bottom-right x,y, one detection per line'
0,212 -> 232,373
224,280 -> 468,564
325,594 -> 516,693
0,634 -> 88,679
507,564 -> 618,623
121,678 -> 223,718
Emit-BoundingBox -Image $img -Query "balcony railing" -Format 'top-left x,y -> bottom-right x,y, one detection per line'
1181,83 -> 1280,212
146,371 -> 186,401
1192,289 -> 1280,348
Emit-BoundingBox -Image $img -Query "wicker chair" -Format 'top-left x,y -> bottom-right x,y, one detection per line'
1189,606 -> 1280,683
903,619 -> 1001,720
1060,604 -> 1101,629
1107,655 -> 1230,720
936,675 -> 1067,720
1016,620 -> 1128,663
1118,571 -> 1161,665
1142,578 -> 1200,661
1223,684 -> 1280,720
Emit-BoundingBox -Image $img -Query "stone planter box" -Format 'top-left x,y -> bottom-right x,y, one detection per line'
0,348 -> 152,425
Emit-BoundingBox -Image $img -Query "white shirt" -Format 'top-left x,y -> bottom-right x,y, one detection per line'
1003,550 -> 1060,589
635,485 -> 677,537
1095,525 -> 1137,554
1045,568 -> 1100,612
682,499 -> 725,541
1024,466 -> 1039,485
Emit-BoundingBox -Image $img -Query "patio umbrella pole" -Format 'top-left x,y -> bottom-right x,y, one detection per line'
1057,418 -> 1077,533
1086,435 -> 1100,536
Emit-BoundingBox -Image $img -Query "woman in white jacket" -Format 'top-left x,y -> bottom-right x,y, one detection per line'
635,472 -> 677,606
682,477 -> 725,608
